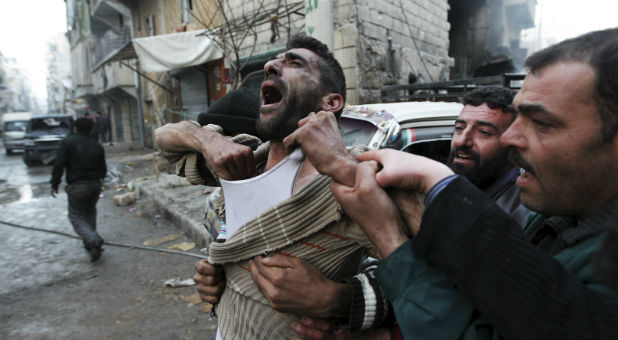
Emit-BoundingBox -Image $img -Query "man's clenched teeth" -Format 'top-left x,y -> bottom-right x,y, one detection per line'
456,151 -> 472,159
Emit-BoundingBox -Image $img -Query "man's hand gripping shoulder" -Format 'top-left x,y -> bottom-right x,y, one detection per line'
154,120 -> 256,181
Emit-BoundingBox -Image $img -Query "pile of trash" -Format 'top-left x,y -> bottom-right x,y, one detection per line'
104,163 -> 150,208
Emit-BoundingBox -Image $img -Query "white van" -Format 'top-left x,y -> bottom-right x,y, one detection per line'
1,112 -> 33,154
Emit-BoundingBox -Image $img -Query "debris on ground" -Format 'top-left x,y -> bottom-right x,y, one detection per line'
164,277 -> 196,288
200,304 -> 213,313
114,192 -> 136,206
182,293 -> 203,305
167,242 -> 196,251
143,234 -> 183,246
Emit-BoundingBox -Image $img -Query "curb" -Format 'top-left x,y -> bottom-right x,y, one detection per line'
136,174 -> 214,248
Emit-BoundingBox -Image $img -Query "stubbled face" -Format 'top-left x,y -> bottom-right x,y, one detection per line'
447,103 -> 514,190
257,48 -> 325,141
502,62 -> 618,218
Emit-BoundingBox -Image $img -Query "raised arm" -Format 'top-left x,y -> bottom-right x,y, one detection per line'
154,121 -> 255,181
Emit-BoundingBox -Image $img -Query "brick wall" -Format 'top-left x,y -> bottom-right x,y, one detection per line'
220,0 -> 452,105
350,0 -> 452,103
133,0 -> 452,124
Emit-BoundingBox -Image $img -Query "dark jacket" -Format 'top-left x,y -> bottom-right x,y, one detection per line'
376,176 -> 617,339
51,132 -> 107,191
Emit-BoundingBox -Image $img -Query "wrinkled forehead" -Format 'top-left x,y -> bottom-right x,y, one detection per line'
459,103 -> 514,128
276,48 -> 321,67
514,62 -> 596,114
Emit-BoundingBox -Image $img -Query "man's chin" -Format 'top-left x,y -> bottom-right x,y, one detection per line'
449,162 -> 473,175
256,122 -> 294,142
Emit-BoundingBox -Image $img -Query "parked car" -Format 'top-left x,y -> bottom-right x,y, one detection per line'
23,115 -> 74,167
340,101 -> 462,163
1,112 -> 33,154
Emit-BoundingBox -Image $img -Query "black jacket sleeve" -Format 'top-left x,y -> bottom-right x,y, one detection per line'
413,176 -> 617,339
50,140 -> 67,190
98,145 -> 107,180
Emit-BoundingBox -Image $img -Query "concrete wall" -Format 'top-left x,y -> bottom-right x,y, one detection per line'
347,0 -> 452,104
128,0 -> 453,127
223,0 -> 305,57
137,0 -> 218,35
134,0 -> 220,125
221,0 -> 452,105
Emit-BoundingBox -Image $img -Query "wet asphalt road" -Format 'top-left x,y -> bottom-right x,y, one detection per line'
0,146 -> 217,340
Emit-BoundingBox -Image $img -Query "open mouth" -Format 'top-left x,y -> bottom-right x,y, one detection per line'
509,152 -> 535,177
453,148 -> 479,164
261,85 -> 283,106
511,155 -> 537,187
456,151 -> 474,160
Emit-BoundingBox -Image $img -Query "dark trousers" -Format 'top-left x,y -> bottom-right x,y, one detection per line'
66,181 -> 103,250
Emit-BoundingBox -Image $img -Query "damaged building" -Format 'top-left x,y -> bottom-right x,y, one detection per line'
65,0 -> 535,147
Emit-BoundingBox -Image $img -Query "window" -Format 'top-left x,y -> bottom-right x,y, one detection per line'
181,0 -> 193,24
145,14 -> 155,36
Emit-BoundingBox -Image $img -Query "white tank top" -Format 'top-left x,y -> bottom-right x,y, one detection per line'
218,148 -> 304,240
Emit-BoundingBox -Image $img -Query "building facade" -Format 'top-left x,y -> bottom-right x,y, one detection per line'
45,33 -> 74,116
66,0 -> 141,144
75,0 -> 534,147
0,53 -> 39,115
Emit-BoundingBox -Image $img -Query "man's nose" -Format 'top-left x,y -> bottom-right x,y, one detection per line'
454,128 -> 474,147
501,117 -> 526,149
264,59 -> 281,77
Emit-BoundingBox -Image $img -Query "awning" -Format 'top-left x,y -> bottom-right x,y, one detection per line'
132,29 -> 222,72
91,29 -> 222,73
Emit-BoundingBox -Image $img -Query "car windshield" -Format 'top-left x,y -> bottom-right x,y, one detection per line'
340,119 -> 378,147
30,117 -> 72,131
4,120 -> 28,132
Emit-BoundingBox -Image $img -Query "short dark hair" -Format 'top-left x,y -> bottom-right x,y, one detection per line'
75,117 -> 93,134
525,28 -> 618,142
463,86 -> 517,118
286,34 -> 346,115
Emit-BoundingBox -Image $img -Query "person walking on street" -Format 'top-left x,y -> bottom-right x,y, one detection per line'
86,111 -> 102,142
51,117 -> 107,262
100,112 -> 112,145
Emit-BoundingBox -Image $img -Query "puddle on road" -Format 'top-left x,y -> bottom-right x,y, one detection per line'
17,184 -> 33,203
0,183 -> 49,205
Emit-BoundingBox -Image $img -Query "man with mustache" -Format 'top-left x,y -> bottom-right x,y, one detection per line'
155,34 -> 391,339
448,86 -> 530,226
318,28 -> 617,338
273,86 -> 534,339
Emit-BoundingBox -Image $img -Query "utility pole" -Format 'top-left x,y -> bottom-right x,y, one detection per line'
135,59 -> 146,149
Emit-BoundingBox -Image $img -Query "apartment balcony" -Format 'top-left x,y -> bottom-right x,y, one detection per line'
92,60 -> 135,97
91,0 -> 132,25
92,26 -> 132,69
70,39 -> 95,98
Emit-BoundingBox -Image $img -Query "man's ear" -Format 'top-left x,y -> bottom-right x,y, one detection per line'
319,93 -> 344,113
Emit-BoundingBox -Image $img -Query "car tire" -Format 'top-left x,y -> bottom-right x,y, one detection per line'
6,148 -> 13,155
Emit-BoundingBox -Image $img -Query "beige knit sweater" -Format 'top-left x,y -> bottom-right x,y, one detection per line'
161,131 -> 378,339
209,174 -> 375,340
